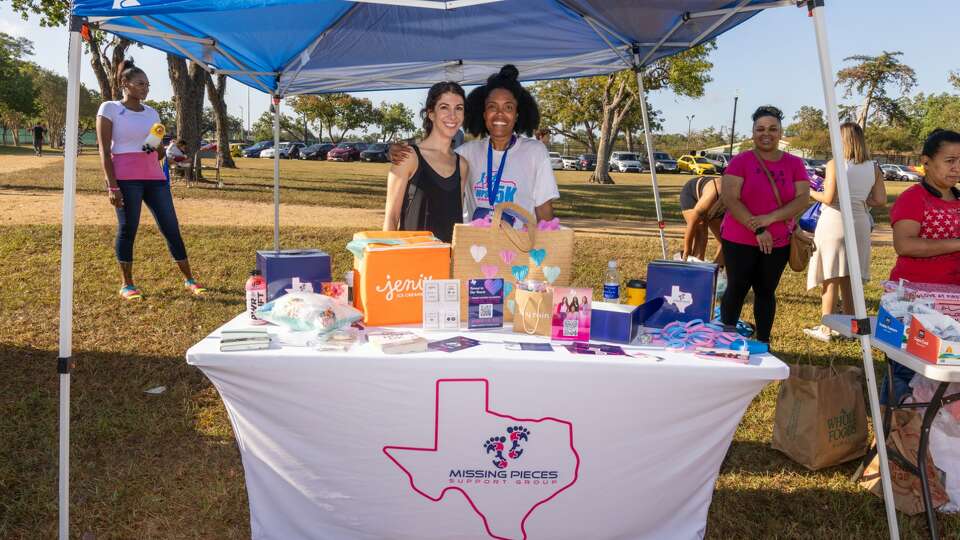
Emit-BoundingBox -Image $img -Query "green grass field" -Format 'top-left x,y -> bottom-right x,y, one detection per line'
0,148 -> 952,539
0,148 -> 913,224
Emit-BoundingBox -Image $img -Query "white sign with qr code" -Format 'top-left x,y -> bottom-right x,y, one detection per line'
563,317 -> 578,337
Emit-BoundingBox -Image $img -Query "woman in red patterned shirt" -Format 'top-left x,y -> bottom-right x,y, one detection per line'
885,128 -> 960,402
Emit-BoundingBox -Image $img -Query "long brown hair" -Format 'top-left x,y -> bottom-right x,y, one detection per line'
840,122 -> 870,164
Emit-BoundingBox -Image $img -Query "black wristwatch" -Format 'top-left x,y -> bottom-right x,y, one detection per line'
754,226 -> 766,235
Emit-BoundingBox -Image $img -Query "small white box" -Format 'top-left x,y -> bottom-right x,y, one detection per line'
423,279 -> 461,330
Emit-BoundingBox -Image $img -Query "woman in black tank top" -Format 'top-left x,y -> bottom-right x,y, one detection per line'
680,175 -> 726,266
384,82 -> 470,243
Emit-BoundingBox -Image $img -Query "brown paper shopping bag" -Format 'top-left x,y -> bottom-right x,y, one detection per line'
859,409 -> 949,515
512,288 -> 553,337
771,363 -> 868,470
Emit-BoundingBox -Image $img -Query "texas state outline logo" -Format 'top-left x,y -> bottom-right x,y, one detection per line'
383,379 -> 580,540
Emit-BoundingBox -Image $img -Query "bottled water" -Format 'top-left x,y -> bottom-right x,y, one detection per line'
603,260 -> 621,304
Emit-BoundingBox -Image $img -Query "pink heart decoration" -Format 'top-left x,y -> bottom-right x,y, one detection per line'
537,218 -> 561,231
500,250 -> 516,265
481,264 -> 499,279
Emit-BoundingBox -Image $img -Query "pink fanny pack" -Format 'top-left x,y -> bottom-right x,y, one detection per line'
112,152 -> 165,180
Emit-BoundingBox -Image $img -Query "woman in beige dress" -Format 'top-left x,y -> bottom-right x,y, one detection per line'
804,122 -> 887,341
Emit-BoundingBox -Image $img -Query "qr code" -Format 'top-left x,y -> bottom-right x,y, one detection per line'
563,317 -> 578,337
479,303 -> 493,319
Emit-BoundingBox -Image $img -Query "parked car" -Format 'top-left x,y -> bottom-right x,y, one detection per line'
327,141 -> 367,162
882,163 -> 921,182
276,142 -> 305,159
229,142 -> 250,157
300,142 -> 335,160
241,140 -> 273,158
879,164 -> 900,181
360,143 -> 390,162
650,151 -> 678,173
561,156 -> 578,170
909,164 -> 926,177
549,152 -> 563,170
677,155 -> 717,175
609,151 -> 643,173
577,153 -> 597,171
803,158 -> 827,178
260,146 -> 277,159
697,151 -> 731,173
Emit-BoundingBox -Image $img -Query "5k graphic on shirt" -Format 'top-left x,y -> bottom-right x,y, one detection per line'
474,175 -> 518,206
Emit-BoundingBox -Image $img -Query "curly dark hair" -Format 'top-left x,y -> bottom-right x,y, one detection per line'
464,65 -> 540,138
751,105 -> 784,124
420,81 -> 466,136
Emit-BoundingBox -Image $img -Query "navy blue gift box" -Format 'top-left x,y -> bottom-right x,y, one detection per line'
643,260 -> 718,328
256,249 -> 332,301
591,297 -> 665,343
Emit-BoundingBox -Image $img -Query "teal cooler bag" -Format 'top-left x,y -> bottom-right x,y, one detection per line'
644,260 -> 718,328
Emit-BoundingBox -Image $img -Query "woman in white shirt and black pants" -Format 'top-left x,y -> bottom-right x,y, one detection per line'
96,59 -> 205,300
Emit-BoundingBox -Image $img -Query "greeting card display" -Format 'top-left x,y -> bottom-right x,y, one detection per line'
551,287 -> 592,341
468,278 -> 504,329
422,279 -> 461,330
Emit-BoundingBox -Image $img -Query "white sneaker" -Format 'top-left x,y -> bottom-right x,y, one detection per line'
803,325 -> 833,342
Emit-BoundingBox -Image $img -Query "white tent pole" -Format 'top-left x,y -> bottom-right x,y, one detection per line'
634,51 -> 668,259
58,16 -> 83,540
809,4 -> 900,539
272,94 -> 281,252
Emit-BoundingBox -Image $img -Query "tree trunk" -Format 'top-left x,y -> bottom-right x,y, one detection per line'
588,75 -> 635,185
204,72 -> 237,168
592,123 -> 615,184
86,32 -> 131,101
11,126 -> 20,146
625,129 -> 634,153
168,56 -> 207,181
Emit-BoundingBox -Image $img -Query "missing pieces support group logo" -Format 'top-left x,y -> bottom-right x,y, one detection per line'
484,426 -> 531,469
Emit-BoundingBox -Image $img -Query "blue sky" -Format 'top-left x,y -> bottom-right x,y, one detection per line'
1,0 -> 955,137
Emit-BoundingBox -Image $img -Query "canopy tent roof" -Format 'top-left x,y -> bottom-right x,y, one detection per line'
73,0 -> 798,96
57,2 -> 907,539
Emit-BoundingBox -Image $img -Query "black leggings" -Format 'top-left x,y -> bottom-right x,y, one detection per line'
720,239 -> 790,342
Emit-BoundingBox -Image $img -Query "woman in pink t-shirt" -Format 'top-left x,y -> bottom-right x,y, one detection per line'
718,106 -> 810,343
96,59 -> 205,300
884,128 -> 960,403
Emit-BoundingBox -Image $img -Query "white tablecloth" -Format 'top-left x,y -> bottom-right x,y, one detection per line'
186,315 -> 788,540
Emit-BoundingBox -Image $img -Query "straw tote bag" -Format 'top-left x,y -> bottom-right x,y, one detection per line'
452,202 -> 573,318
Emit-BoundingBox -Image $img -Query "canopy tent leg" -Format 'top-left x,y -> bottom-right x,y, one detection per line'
272,94 -> 281,252
633,51 -> 668,259
809,3 -> 900,539
58,18 -> 83,540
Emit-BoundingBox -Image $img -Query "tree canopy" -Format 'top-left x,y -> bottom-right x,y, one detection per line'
836,51 -> 917,129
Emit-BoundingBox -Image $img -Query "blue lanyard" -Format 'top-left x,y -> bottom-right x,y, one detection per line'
486,136 -> 515,204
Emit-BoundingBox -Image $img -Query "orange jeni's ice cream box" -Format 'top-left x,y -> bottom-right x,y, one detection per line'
349,231 -> 451,326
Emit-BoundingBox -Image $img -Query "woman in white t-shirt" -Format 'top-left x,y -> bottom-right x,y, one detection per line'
96,59 -> 205,300
391,65 -> 559,226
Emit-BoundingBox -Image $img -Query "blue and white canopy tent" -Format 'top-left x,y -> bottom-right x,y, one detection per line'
58,1 -> 901,538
